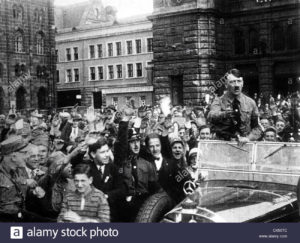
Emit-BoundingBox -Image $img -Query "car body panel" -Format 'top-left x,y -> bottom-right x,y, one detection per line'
162,141 -> 300,223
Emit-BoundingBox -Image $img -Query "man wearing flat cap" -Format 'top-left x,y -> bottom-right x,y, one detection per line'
60,114 -> 84,143
0,136 -> 43,222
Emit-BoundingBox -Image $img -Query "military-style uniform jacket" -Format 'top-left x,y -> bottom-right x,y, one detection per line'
208,92 -> 262,140
114,121 -> 160,197
0,164 -> 28,218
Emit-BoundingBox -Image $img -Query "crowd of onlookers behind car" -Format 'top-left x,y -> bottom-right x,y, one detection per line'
0,90 -> 300,222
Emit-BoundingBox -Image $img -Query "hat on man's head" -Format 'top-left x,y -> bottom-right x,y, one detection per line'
158,113 -> 165,119
31,127 -> 45,139
128,128 -> 140,142
264,126 -> 277,134
59,112 -> 71,119
31,111 -> 43,119
138,106 -> 147,113
170,136 -> 184,147
54,138 -> 65,144
72,114 -> 82,121
31,134 -> 49,148
6,114 -> 17,125
107,105 -> 116,112
46,151 -> 67,173
189,148 -> 198,158
0,135 -> 29,155
101,130 -> 110,137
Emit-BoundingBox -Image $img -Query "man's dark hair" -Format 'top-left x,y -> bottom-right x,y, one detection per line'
88,137 -> 108,155
227,68 -> 242,78
199,125 -> 211,132
145,133 -> 161,148
72,163 -> 92,178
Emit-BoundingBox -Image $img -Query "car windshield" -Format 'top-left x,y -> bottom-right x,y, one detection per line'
196,141 -> 300,186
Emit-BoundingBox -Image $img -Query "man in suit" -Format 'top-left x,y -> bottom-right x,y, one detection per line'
61,114 -> 84,143
87,137 -> 126,221
144,133 -> 191,204
69,115 -> 85,143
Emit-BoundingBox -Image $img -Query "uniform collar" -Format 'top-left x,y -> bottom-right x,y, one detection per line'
224,91 -> 243,103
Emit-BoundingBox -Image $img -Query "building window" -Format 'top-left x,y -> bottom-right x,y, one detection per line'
20,64 -> 26,75
55,50 -> 59,62
127,40 -> 133,55
15,64 -> 20,76
90,67 -> 96,81
136,63 -> 142,77
272,25 -> 285,51
56,70 -> 60,83
73,47 -> 79,60
89,45 -> 95,59
0,63 -> 3,79
116,65 -> 122,79
249,29 -> 259,54
97,44 -> 103,58
112,97 -> 118,107
66,48 -> 71,61
127,64 -> 133,78
140,96 -> 146,106
147,38 -> 153,52
136,39 -> 142,54
108,65 -> 114,79
13,5 -> 23,20
108,43 -> 113,57
234,29 -> 245,54
287,24 -> 299,50
36,65 -> 41,78
116,42 -> 122,56
66,69 -> 72,82
39,9 -> 44,24
15,31 -> 23,53
74,68 -> 79,82
98,66 -> 104,80
33,8 -> 39,22
36,33 -> 44,55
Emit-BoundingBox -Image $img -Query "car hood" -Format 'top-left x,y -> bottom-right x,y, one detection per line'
164,185 -> 297,222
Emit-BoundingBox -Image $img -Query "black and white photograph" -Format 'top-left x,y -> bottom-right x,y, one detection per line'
0,0 -> 300,232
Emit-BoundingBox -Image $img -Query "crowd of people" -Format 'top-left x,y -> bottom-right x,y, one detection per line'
1,68 -> 300,222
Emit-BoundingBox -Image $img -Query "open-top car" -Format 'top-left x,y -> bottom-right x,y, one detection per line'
162,141 -> 300,223
137,141 -> 300,223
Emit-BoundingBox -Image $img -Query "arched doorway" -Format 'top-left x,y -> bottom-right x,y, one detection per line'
0,87 -> 4,114
16,86 -> 26,110
38,87 -> 47,109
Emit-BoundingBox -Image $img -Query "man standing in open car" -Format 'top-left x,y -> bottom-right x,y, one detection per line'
208,69 -> 262,144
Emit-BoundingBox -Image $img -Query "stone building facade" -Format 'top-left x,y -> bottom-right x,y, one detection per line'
0,0 -> 56,114
55,0 -> 154,110
150,0 -> 300,105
